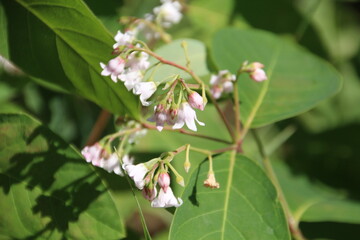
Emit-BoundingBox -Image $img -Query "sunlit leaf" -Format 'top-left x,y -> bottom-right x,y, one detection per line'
211,28 -> 342,128
170,153 -> 290,240
2,0 -> 139,118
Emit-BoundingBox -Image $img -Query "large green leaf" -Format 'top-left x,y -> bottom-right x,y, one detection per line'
169,153 -> 290,240
0,113 -> 126,239
274,160 -> 360,224
211,28 -> 342,128
2,0 -> 139,118
147,39 -> 209,83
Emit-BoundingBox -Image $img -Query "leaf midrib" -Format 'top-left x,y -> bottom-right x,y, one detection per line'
220,150 -> 236,240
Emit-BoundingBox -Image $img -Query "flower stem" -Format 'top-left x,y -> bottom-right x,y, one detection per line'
141,122 -> 232,144
251,129 -> 307,240
85,109 -> 111,146
233,78 -> 241,141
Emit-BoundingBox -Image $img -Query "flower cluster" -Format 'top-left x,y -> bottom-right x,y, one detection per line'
210,70 -> 236,99
149,83 -> 206,132
81,143 -> 133,176
100,30 -> 157,106
135,0 -> 183,41
124,156 -> 183,208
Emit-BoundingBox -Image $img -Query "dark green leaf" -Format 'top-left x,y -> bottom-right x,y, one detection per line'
170,153 -> 290,240
211,28 -> 342,128
2,0 -> 139,118
0,113 -> 126,239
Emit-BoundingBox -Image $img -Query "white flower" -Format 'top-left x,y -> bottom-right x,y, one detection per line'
133,81 -> 157,106
173,102 -> 205,131
153,1 -> 182,28
124,163 -> 149,190
151,187 -> 183,208
136,14 -> 161,41
113,30 -> 135,49
188,91 -> 205,111
126,51 -> 150,71
100,57 -> 126,82
119,70 -> 143,91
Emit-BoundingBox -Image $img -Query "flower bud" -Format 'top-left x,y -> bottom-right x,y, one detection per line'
188,91 -> 204,111
250,68 -> 267,82
176,175 -> 185,187
184,161 -> 191,173
158,172 -> 171,192
142,186 -> 157,201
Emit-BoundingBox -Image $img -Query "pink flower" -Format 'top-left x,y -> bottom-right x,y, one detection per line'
158,172 -> 171,192
100,57 -> 126,82
188,91 -> 204,111
151,187 -> 183,208
173,102 -> 205,131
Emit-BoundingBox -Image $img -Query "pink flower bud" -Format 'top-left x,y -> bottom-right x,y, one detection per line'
188,91 -> 204,111
158,172 -> 171,192
142,186 -> 157,201
250,68 -> 267,82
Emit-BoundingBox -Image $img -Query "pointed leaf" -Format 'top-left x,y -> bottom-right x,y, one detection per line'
169,152 -> 290,240
2,0 -> 139,118
211,28 -> 342,128
0,113 -> 126,239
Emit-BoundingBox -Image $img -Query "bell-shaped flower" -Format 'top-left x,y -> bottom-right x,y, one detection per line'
133,81 -> 157,106
158,172 -> 171,193
100,57 -> 126,82
188,91 -> 205,111
113,30 -> 135,49
203,171 -> 220,189
119,70 -> 143,91
148,104 -> 170,131
153,0 -> 182,28
173,102 -> 205,131
151,187 -> 183,208
126,51 -> 150,71
124,163 -> 149,190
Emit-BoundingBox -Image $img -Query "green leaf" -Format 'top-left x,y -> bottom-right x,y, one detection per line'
147,39 -> 209,82
2,0 -> 139,118
0,113 -> 126,239
169,152 -> 290,240
211,28 -> 342,128
274,160 -> 360,224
